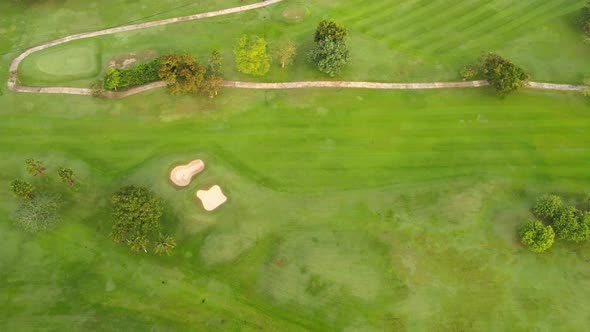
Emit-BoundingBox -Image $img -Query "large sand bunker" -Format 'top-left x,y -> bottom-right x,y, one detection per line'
196,185 -> 227,211
170,160 -> 205,186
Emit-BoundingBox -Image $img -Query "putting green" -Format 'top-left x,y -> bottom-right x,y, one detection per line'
18,41 -> 100,84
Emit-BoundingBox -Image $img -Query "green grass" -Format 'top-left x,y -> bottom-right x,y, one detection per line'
2,0 -> 590,331
15,0 -> 590,87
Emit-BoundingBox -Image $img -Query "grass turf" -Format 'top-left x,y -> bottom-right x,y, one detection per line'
2,0 -> 590,331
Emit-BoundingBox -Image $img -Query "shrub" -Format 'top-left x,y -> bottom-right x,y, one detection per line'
103,58 -> 161,91
155,234 -> 177,256
10,179 -> 34,200
25,158 -> 45,176
460,65 -> 478,81
553,206 -> 590,242
111,186 -> 163,252
57,167 -> 74,186
533,194 -> 562,221
481,53 -> 529,96
519,219 -> 555,253
13,193 -> 62,233
234,35 -> 271,76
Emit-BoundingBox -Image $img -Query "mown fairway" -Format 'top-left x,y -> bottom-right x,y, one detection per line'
2,0 -> 590,331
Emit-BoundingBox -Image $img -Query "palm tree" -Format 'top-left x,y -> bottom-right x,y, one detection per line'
155,234 -> 176,256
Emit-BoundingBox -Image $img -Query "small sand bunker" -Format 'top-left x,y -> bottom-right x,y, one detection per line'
282,7 -> 306,22
196,185 -> 227,211
170,160 -> 205,186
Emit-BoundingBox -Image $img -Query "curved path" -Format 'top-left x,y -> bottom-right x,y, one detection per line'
6,0 -> 589,98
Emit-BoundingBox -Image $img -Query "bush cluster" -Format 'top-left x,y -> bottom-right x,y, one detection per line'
521,194 -> 590,253
103,58 -> 161,91
9,159 -> 74,233
110,185 -> 175,255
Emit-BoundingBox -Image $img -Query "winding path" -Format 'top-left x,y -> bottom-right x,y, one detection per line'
6,0 -> 588,98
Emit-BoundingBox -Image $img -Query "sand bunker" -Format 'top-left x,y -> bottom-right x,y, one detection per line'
170,160 -> 205,186
196,185 -> 227,211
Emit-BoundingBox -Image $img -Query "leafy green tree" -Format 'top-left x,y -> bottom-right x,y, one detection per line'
533,194 -> 562,221
274,40 -> 297,68
201,50 -> 224,98
481,53 -> 529,96
159,53 -> 206,94
310,38 -> 350,77
553,206 -> 590,242
25,158 -> 45,176
57,167 -> 74,186
104,68 -> 121,91
111,186 -> 163,252
155,234 -> 177,256
233,35 -> 271,76
10,179 -> 34,200
314,20 -> 347,43
207,50 -> 223,76
519,219 -> 555,253
13,193 -> 61,233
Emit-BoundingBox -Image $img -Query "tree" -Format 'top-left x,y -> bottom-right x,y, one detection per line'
13,193 -> 61,233
207,50 -> 223,76
57,167 -> 74,186
201,50 -> 224,98
314,20 -> 347,43
159,53 -> 206,94
155,234 -> 177,256
553,206 -> 590,242
111,186 -> 163,252
533,194 -> 562,221
233,35 -> 271,76
310,38 -> 350,77
10,179 -> 34,200
274,40 -> 297,68
311,20 -> 350,77
25,158 -> 45,176
481,53 -> 529,96
519,219 -> 555,253
104,68 -> 121,91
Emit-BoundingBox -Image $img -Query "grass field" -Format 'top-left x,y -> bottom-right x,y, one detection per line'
2,1 -> 590,331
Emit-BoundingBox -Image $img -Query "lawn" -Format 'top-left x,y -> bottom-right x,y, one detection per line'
2,1 -> 590,331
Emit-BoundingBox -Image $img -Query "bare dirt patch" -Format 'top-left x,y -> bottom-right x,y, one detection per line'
108,49 -> 159,69
282,7 -> 306,22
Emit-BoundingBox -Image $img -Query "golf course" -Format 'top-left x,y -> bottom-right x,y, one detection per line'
2,0 -> 590,330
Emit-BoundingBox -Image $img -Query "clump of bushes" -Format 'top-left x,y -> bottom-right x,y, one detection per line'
310,20 -> 350,77
103,58 -> 161,91
9,159 -> 75,233
520,193 -> 590,252
111,185 -> 176,255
